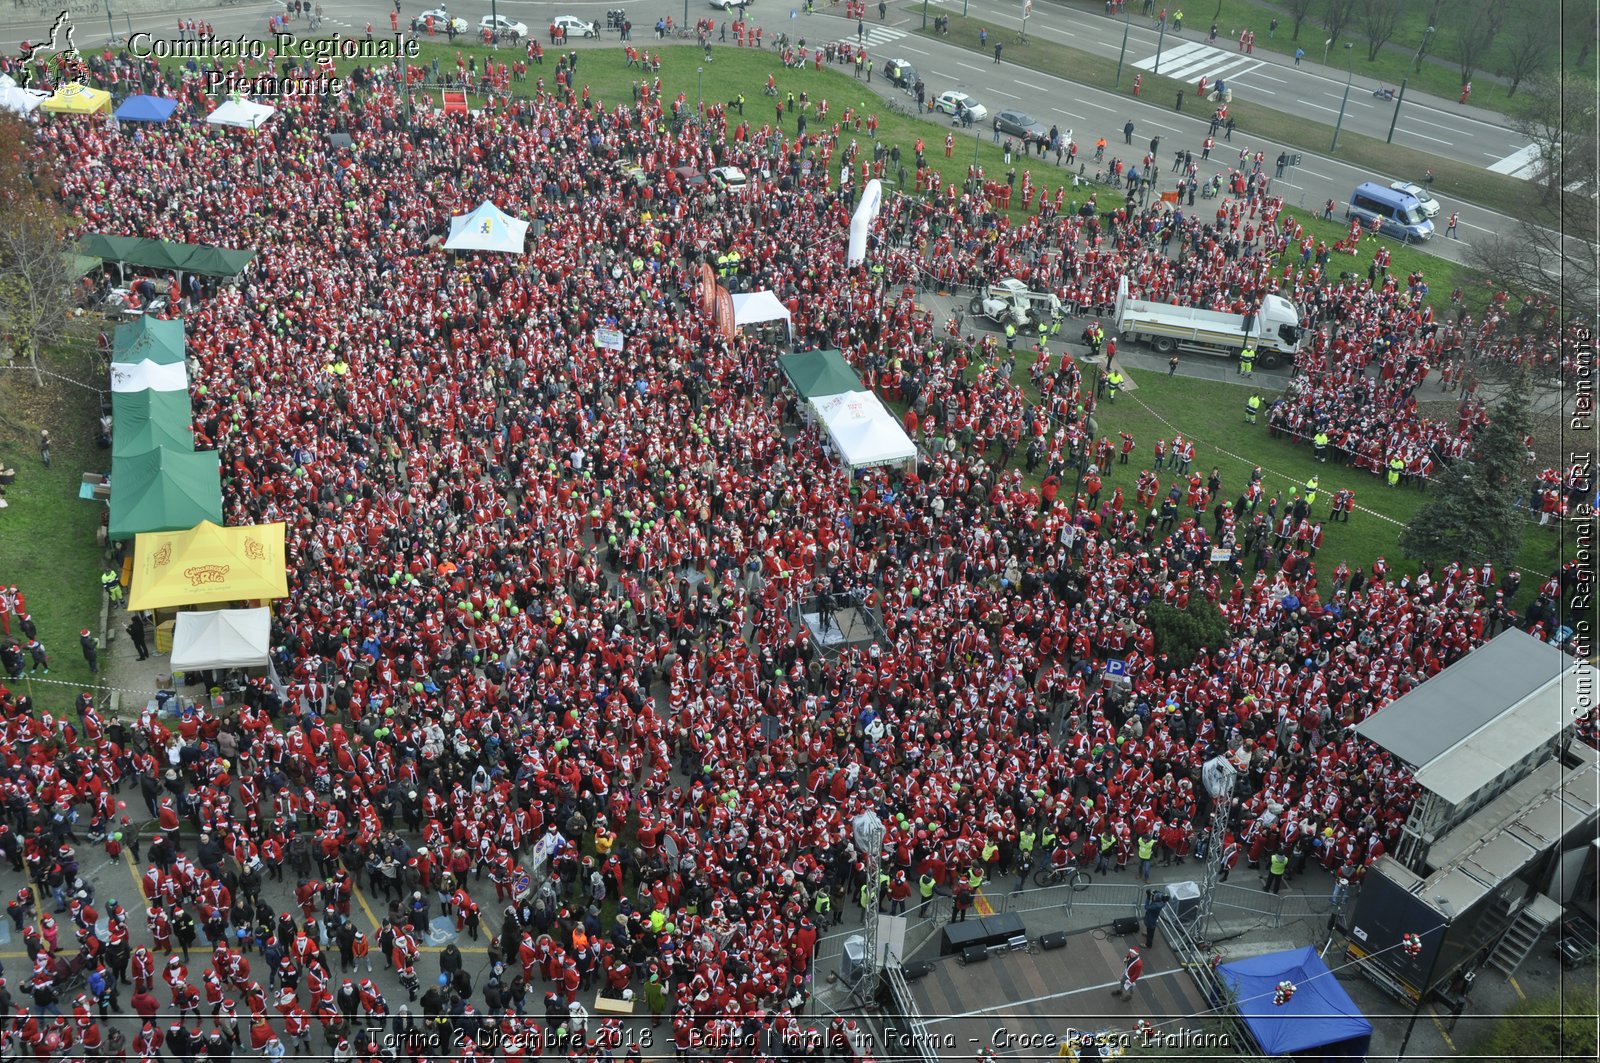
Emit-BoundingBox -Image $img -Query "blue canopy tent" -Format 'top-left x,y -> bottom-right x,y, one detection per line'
1216,947 -> 1373,1062
114,95 -> 178,123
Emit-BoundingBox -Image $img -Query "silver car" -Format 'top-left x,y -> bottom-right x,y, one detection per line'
1390,181 -> 1440,218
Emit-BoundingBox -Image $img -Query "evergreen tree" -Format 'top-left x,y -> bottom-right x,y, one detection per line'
1400,367 -> 1532,568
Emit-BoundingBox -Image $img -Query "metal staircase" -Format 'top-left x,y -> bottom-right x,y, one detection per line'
1486,893 -> 1566,977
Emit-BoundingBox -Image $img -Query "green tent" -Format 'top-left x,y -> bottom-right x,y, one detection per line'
113,317 -> 186,365
112,390 -> 194,459
108,447 -> 223,541
78,235 -> 256,278
778,349 -> 863,400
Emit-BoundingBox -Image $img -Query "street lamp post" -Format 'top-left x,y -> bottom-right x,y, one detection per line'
491,0 -> 498,47
1114,1 -> 1131,87
1413,25 -> 1435,72
697,66 -> 704,112
1329,42 -> 1354,152
104,0 -> 114,43
1152,18 -> 1167,74
1385,77 -> 1407,143
922,0 -> 928,30
1322,37 -> 1332,66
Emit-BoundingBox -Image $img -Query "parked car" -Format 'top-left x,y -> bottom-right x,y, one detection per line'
932,90 -> 987,122
412,8 -> 468,33
552,14 -> 599,37
709,0 -> 751,9
709,166 -> 749,191
881,58 -> 918,89
479,14 -> 529,39
672,165 -> 709,188
992,109 -> 1049,145
1389,180 -> 1441,218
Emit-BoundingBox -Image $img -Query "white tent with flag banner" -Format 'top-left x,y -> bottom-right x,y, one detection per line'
170,607 -> 272,671
110,359 -> 189,394
205,98 -> 276,129
445,201 -> 529,254
730,290 -> 793,341
811,390 -> 917,471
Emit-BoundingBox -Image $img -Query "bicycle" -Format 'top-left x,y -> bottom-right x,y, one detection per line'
1014,30 -> 1029,43
1032,863 -> 1092,890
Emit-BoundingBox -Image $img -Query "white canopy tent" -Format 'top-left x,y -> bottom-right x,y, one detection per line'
170,607 -> 272,671
811,390 -> 917,471
0,76 -> 48,115
445,201 -> 529,254
110,359 -> 189,394
205,99 -> 276,129
730,290 -> 793,340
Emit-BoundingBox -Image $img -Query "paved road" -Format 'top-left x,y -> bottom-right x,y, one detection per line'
4,0 -> 1529,266
932,0 -> 1536,176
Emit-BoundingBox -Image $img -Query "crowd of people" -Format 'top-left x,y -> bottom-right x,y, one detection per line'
0,27 -> 1586,1063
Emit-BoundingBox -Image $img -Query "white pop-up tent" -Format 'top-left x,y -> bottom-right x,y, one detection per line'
445,201 -> 529,254
0,75 -> 48,115
811,390 -> 917,471
730,290 -> 793,341
170,607 -> 272,671
110,359 -> 189,394
205,99 -> 276,129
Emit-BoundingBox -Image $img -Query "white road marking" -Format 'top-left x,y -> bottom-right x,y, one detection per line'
1300,102 -> 1339,113
1487,143 -> 1540,174
957,60 -> 985,71
1405,131 -> 1455,146
991,89 -> 1019,99
1016,80 -> 1045,91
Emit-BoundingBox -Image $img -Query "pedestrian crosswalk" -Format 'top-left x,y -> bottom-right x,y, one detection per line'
836,24 -> 907,48
1131,40 -> 1263,85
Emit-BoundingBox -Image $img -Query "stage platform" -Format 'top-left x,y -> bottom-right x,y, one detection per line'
799,606 -> 882,652
905,927 -> 1216,1060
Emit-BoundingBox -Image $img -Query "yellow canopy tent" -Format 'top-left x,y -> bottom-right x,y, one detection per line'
127,520 -> 289,611
42,82 -> 111,115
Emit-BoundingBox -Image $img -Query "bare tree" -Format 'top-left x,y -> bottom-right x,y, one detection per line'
1500,3 -> 1553,97
1284,0 -> 1318,39
1357,0 -> 1402,60
1470,74 -> 1599,353
1320,0 -> 1357,46
0,207 -> 75,388
1452,0 -> 1505,84
0,113 -> 70,388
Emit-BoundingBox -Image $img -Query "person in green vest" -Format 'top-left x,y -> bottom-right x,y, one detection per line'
1003,321 -> 1017,352
1238,346 -> 1255,375
1313,429 -> 1330,463
858,871 -> 890,922
966,866 -> 985,893
1049,317 -> 1062,340
1105,369 -> 1125,402
980,838 -> 999,870
917,873 -> 937,918
1245,393 -> 1262,424
101,568 -> 123,607
1035,318 -> 1049,351
1264,850 -> 1289,894
814,888 -> 835,926
1387,456 -> 1404,487
1097,831 -> 1116,875
1016,827 -> 1037,889
1304,476 -> 1319,505
1136,833 -> 1157,884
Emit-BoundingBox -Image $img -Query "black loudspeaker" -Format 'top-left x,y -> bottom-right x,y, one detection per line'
901,961 -> 936,981
1037,931 -> 1068,951
961,945 -> 989,964
1111,917 -> 1139,935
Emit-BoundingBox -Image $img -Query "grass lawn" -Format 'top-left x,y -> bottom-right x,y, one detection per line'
1035,0 -> 1590,118
908,8 -> 1554,222
0,336 -> 113,714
